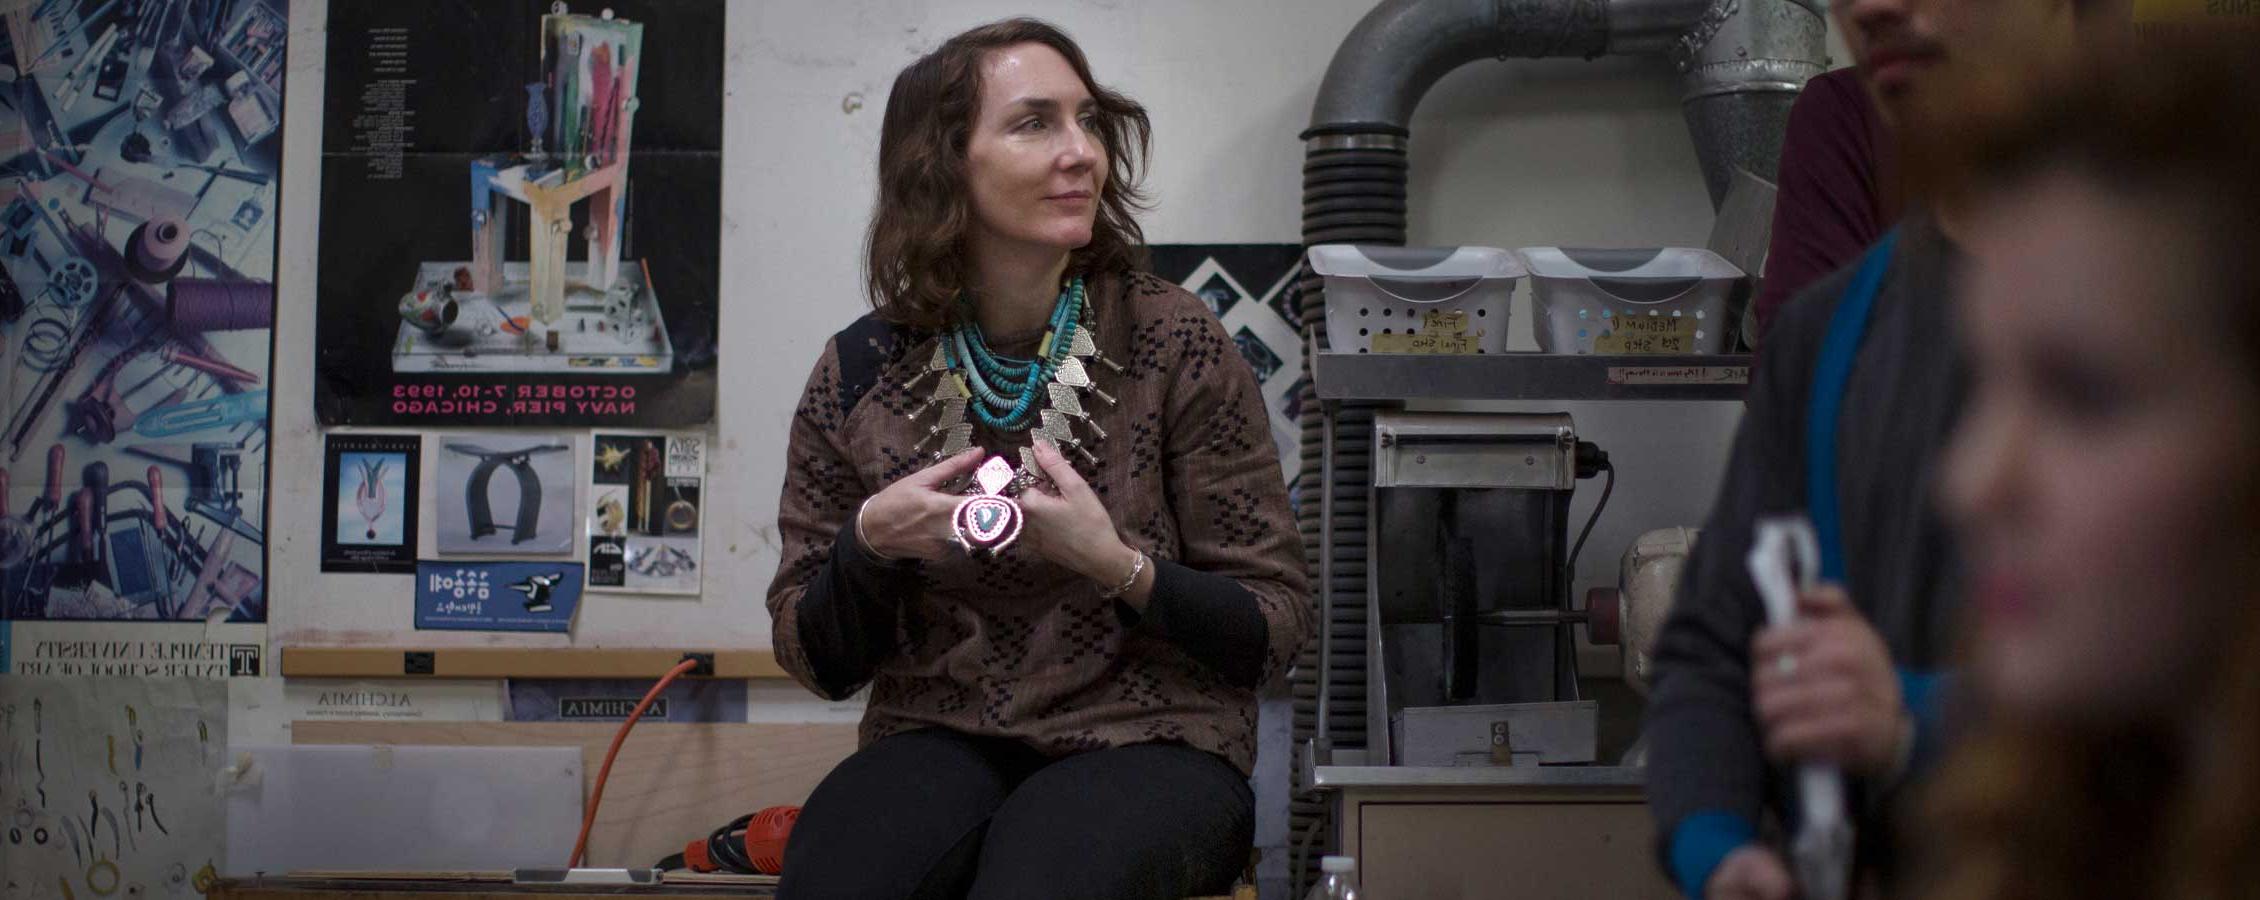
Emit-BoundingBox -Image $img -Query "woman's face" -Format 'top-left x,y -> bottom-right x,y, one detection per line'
1944,169 -> 2255,723
963,43 -> 1105,259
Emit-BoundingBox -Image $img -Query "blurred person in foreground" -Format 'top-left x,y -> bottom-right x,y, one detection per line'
1642,0 -> 2129,892
1925,34 -> 2260,900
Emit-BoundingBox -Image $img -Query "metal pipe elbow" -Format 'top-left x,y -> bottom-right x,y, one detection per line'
1307,0 -> 1616,137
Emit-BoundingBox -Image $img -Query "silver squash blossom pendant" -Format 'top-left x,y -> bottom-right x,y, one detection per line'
951,456 -> 1025,555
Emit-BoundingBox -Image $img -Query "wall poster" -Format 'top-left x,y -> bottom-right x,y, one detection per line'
314,0 -> 724,428
1,0 -> 287,624
0,675 -> 230,898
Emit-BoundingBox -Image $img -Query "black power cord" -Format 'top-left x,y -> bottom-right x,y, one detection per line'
654,813 -> 763,874
709,813 -> 761,873
1566,443 -> 1615,608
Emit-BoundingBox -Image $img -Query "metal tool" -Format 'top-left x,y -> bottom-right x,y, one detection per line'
0,469 -> 32,567
4,276 -> 124,463
1746,515 -> 1852,900
131,389 -> 265,438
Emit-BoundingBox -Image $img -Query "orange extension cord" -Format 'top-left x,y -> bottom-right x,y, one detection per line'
568,658 -> 701,869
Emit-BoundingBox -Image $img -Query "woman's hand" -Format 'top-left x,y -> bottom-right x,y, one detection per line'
1706,845 -> 1793,900
856,448 -> 988,562
1019,440 -> 1138,584
1751,585 -> 1908,775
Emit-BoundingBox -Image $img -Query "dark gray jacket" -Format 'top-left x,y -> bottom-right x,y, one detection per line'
1645,214 -> 1967,894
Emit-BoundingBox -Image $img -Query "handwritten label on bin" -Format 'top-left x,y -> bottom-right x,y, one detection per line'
1595,314 -> 1695,354
1371,310 -> 1481,355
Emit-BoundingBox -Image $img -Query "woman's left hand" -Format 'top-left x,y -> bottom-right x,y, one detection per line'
1018,439 -> 1138,584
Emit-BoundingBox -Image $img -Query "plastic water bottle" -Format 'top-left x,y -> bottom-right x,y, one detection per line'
1306,855 -> 1361,900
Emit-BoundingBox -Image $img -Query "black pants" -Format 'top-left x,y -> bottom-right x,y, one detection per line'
778,729 -> 1254,900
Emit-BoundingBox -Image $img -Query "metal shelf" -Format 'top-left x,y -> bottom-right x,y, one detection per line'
1312,350 -> 1752,402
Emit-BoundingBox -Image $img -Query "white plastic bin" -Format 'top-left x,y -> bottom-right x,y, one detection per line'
1310,245 -> 1521,355
1518,247 -> 1745,355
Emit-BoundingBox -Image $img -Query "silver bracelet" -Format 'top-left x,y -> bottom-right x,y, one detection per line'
855,496 -> 906,564
1098,550 -> 1147,599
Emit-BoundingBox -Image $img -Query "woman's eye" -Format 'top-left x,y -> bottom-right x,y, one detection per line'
1018,117 -> 1045,132
1078,114 -> 1098,130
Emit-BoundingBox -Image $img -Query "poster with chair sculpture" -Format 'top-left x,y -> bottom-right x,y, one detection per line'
314,0 -> 722,427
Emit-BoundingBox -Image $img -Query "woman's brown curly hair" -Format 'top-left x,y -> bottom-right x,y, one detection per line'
863,18 -> 1152,331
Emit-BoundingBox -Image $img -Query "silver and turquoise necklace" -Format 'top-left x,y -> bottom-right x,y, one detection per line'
902,276 -> 1125,554
905,277 -> 1123,469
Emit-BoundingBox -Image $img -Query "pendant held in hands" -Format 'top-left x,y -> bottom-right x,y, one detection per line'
951,456 -> 1025,555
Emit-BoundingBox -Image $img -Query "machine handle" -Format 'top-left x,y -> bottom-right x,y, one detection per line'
1584,587 -> 1622,645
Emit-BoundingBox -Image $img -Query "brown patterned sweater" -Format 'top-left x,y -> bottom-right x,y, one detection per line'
765,271 -> 1312,775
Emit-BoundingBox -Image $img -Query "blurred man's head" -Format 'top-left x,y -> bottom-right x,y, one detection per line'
1834,0 -> 2124,133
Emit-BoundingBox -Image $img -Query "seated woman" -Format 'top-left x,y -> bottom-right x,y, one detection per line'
1923,37 -> 2260,900
763,18 -> 1311,900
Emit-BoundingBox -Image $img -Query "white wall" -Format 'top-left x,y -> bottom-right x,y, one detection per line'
268,0 -> 1850,652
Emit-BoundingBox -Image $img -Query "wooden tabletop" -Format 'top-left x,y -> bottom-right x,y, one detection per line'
213,873 -> 1252,900
212,872 -> 774,899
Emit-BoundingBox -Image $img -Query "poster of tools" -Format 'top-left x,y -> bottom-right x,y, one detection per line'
585,431 -> 700,594
0,675 -> 229,899
0,0 -> 285,623
313,0 -> 723,428
319,432 -> 421,572
432,432 -> 574,555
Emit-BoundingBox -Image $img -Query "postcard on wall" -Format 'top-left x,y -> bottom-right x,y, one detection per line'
433,433 -> 575,555
414,560 -> 585,633
0,675 -> 229,897
585,432 -> 702,594
313,0 -> 724,427
320,434 -> 422,572
1,0 -> 288,623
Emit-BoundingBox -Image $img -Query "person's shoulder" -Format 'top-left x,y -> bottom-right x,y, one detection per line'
1115,268 -> 1205,312
1797,67 -> 1871,112
1092,267 -> 1218,335
1782,67 -> 1877,144
828,311 -> 915,357
1763,259 -> 1860,377
820,312 -> 929,416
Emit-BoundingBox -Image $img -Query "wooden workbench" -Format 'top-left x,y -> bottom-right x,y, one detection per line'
212,873 -> 1255,900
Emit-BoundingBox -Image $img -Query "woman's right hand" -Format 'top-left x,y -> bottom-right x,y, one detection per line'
855,448 -> 988,562
1707,844 -> 1793,900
